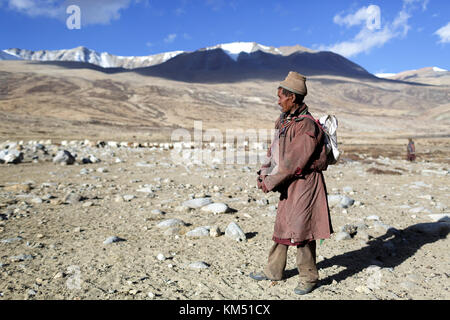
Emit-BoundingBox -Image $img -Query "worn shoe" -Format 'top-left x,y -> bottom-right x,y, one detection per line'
294,282 -> 317,295
249,271 -> 270,281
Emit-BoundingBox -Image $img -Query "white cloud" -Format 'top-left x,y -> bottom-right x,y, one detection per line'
319,0 -> 425,57
333,5 -> 381,30
435,22 -> 450,43
5,0 -> 138,25
7,0 -> 61,17
164,33 -> 177,44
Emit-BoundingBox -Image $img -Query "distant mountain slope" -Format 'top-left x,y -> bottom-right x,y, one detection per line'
3,47 -> 183,69
376,67 -> 450,85
3,42 -> 375,82
132,48 -> 375,82
0,51 -> 22,60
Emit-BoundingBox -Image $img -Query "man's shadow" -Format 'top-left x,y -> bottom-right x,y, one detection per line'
285,219 -> 449,285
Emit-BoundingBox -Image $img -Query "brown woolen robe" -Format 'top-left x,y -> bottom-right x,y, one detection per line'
260,107 -> 333,244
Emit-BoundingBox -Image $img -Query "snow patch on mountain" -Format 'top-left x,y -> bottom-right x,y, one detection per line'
2,47 -> 184,69
0,50 -> 22,60
206,42 -> 282,61
433,66 -> 447,72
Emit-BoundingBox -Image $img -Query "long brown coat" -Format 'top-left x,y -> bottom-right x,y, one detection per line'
260,107 -> 333,244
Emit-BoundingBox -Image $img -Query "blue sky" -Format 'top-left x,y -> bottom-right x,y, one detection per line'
0,0 -> 449,74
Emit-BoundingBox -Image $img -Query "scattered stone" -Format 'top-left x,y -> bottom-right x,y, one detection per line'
327,195 -> 342,207
156,219 -> 186,229
188,261 -> 210,269
186,226 -> 210,238
103,236 -> 126,244
53,150 -> 75,165
209,226 -> 221,237
341,224 -> 357,236
30,197 -> 43,204
136,187 -> 154,193
157,253 -> 166,261
1,236 -> 23,243
225,222 -> 246,242
151,209 -> 165,215
27,289 -> 37,296
340,195 -> 355,208
200,203 -> 230,214
64,192 -> 82,204
123,194 -> 136,202
10,254 -> 33,262
335,231 -> 351,241
0,149 -> 24,164
3,184 -> 31,193
182,198 -> 213,209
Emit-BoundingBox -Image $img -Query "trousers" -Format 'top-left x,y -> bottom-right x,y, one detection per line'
263,241 -> 318,284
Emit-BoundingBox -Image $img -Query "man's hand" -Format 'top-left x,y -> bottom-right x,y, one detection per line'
257,175 -> 269,193
257,176 -> 263,189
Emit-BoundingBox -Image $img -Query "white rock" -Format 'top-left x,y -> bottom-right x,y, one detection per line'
186,226 -> 211,238
151,209 -> 164,215
103,236 -> 125,244
225,222 -> 246,242
136,187 -> 153,193
156,219 -> 186,229
327,195 -> 342,207
53,150 -> 75,165
335,231 -> 351,241
200,202 -> 230,214
188,261 -> 210,269
182,198 -> 213,209
123,195 -> 135,202
157,253 -> 166,261
340,195 -> 355,208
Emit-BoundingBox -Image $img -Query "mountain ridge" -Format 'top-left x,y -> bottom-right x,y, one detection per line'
2,42 -> 375,83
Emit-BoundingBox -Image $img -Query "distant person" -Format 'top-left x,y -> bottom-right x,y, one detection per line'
250,71 -> 333,295
407,138 -> 416,161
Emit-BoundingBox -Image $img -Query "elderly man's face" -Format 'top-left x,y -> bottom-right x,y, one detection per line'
277,88 -> 295,114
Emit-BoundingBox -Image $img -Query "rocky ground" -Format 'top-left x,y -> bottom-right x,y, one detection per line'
0,139 -> 448,300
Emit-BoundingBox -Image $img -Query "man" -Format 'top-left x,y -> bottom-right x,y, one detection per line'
250,71 -> 333,295
407,138 -> 416,161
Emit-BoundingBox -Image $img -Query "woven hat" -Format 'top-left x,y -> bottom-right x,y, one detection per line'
279,71 -> 307,96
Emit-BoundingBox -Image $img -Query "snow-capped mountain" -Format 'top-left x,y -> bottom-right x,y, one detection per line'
205,42 -> 284,61
2,41 -> 375,82
376,66 -> 448,79
2,42 -> 317,69
376,67 -> 449,85
3,47 -> 183,69
0,50 -> 22,60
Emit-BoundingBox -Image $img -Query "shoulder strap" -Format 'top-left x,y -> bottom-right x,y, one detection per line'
294,114 -> 323,130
